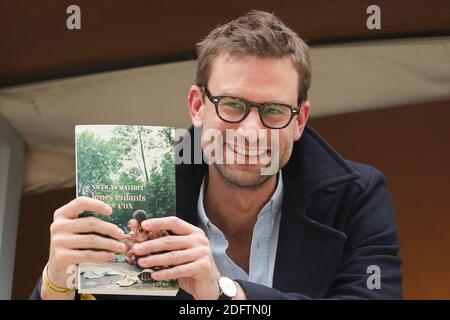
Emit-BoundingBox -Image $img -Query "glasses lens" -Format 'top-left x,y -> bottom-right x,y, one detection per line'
217,97 -> 247,122
261,104 -> 292,128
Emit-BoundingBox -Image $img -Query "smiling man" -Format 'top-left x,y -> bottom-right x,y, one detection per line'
31,10 -> 402,300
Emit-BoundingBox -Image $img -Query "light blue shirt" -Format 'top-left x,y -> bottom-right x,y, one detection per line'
197,171 -> 283,287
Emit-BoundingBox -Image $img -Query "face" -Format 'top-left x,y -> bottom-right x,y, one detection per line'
128,219 -> 138,232
188,52 -> 310,189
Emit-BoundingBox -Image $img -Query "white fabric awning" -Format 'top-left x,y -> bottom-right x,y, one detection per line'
1,36 -> 449,193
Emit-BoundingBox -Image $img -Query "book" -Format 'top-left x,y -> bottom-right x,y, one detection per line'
75,125 -> 178,296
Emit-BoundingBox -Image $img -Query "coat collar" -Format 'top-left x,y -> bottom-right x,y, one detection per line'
282,125 -> 360,214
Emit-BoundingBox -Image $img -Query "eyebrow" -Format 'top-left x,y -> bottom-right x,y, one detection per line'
219,91 -> 291,105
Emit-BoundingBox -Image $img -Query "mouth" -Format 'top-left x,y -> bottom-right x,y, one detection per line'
225,143 -> 271,159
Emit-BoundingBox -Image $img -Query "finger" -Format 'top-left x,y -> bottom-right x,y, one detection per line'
53,234 -> 126,253
52,217 -> 125,240
151,260 -> 205,281
137,248 -> 202,269
141,216 -> 203,236
55,248 -> 116,266
133,234 -> 201,256
54,197 -> 112,220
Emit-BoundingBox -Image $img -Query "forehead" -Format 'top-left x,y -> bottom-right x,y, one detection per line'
208,52 -> 299,102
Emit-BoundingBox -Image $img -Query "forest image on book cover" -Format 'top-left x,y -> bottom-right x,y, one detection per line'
76,125 -> 178,296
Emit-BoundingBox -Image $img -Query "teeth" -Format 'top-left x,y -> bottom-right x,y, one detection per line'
228,144 -> 268,157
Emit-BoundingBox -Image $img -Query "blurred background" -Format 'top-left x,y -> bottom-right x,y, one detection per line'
0,1 -> 449,299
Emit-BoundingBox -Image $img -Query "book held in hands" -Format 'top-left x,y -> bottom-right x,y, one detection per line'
75,125 -> 178,296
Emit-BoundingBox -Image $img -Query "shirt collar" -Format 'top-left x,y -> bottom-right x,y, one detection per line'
197,170 -> 284,236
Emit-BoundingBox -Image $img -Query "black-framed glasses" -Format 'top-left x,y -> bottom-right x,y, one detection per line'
202,86 -> 300,129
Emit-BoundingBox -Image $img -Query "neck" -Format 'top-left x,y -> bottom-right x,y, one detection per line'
203,166 -> 277,238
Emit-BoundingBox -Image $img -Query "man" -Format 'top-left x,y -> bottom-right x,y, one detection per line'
31,10 -> 402,300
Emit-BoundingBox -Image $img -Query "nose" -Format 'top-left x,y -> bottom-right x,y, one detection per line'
237,109 -> 266,145
240,108 -> 264,130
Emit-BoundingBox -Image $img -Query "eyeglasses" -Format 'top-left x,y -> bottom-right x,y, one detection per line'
202,86 -> 300,129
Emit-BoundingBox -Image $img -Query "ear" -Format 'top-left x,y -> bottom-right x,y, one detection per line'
293,100 -> 311,141
187,85 -> 204,127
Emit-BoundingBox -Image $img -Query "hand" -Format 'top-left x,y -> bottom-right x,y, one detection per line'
42,197 -> 126,299
134,216 -> 221,300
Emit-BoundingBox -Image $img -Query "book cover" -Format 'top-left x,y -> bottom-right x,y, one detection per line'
75,125 -> 178,296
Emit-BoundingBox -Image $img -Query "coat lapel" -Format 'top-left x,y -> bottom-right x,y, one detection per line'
272,126 -> 359,297
272,197 -> 347,297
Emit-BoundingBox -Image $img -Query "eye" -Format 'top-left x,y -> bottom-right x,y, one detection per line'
263,107 -> 282,114
224,102 -> 243,108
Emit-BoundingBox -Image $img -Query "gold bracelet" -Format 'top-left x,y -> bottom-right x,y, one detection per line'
42,264 -> 75,294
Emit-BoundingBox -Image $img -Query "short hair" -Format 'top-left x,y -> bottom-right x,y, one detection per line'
196,10 -> 311,103
133,209 -> 148,224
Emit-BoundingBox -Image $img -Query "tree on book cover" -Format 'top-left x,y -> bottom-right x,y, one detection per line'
75,125 -> 178,296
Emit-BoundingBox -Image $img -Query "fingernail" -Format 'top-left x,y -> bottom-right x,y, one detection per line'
117,228 -> 125,238
138,259 -> 145,267
134,244 -> 143,252
106,205 -> 112,215
142,220 -> 149,228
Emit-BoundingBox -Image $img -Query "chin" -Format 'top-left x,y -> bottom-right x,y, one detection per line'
213,163 -> 274,189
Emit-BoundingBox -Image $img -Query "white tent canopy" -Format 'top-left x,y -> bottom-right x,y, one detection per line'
0,36 -> 449,193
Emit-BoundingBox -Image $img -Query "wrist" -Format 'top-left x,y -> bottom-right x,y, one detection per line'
46,263 -> 68,288
41,263 -> 76,299
40,279 -> 76,300
217,276 -> 240,300
232,281 -> 247,300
